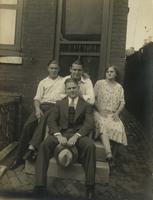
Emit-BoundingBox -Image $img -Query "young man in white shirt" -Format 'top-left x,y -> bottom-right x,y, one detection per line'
9,60 -> 65,169
64,59 -> 95,105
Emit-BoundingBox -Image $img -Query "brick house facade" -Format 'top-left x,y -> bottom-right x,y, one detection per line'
0,0 -> 128,116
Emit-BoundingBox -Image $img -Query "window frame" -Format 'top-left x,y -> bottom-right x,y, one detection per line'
55,0 -> 113,78
61,0 -> 102,41
0,0 -> 23,56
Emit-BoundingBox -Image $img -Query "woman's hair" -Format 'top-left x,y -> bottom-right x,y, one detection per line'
105,65 -> 120,82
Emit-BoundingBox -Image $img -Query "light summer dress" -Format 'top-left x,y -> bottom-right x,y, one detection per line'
94,79 -> 127,145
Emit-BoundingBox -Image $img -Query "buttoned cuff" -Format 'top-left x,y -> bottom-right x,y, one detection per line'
76,133 -> 81,137
54,132 -> 62,136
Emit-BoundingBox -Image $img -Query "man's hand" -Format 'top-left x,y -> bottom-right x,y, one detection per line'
56,135 -> 67,145
67,134 -> 79,146
35,109 -> 44,121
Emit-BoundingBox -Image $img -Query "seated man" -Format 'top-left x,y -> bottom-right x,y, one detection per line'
34,78 -> 96,200
27,58 -> 95,155
10,60 -> 65,169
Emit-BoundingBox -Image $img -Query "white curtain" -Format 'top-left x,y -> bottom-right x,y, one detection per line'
0,0 -> 17,4
0,9 -> 16,45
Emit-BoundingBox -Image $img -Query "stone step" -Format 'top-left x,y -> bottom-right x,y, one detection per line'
95,141 -> 106,162
0,141 -> 18,162
24,158 -> 109,184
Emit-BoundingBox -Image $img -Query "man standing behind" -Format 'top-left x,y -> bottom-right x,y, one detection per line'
34,78 -> 96,200
9,60 -> 65,169
65,59 -> 95,105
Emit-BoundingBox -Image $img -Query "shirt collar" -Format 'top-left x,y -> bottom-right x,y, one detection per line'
69,75 -> 86,83
80,76 -> 86,83
68,96 -> 79,107
47,75 -> 59,80
68,96 -> 79,101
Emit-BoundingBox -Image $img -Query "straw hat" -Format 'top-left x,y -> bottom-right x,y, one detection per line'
54,144 -> 78,167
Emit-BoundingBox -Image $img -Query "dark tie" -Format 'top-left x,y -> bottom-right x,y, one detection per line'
68,98 -> 75,128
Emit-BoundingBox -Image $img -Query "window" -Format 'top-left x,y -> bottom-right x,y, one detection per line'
61,0 -> 103,41
0,0 -> 23,56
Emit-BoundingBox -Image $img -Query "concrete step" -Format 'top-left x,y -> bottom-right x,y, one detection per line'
0,141 -> 18,162
24,158 -> 109,184
95,141 -> 106,162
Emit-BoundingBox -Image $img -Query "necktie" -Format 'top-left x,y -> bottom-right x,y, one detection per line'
68,98 -> 75,127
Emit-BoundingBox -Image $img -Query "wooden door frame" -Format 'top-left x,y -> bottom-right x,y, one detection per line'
54,0 -> 114,79
99,0 -> 114,78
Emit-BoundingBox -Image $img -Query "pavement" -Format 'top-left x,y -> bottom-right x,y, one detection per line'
0,110 -> 153,200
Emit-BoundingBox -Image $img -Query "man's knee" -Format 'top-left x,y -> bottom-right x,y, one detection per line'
39,139 -> 49,149
39,136 -> 57,150
87,141 -> 95,150
83,138 -> 95,151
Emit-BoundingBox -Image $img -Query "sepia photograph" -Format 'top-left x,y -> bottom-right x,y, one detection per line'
0,0 -> 152,200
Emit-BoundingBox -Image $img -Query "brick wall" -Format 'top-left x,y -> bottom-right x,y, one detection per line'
110,0 -> 129,81
0,0 -> 128,116
0,0 -> 57,116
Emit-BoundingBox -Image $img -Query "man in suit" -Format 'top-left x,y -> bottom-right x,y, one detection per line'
34,78 -> 96,200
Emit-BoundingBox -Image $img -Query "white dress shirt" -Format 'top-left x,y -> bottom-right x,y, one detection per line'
68,96 -> 79,109
34,76 -> 65,104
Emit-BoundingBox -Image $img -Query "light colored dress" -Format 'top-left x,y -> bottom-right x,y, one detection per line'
94,79 -> 127,145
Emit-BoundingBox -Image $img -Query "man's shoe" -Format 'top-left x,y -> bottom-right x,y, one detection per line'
86,188 -> 95,200
9,159 -> 24,170
23,149 -> 37,161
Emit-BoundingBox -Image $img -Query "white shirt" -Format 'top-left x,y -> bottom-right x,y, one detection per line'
34,76 -> 65,104
68,97 -> 79,109
64,75 -> 95,105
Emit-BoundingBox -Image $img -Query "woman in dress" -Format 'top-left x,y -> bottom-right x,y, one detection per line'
94,66 -> 127,169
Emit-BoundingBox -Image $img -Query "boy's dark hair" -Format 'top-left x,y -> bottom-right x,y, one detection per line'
71,57 -> 83,68
47,59 -> 59,66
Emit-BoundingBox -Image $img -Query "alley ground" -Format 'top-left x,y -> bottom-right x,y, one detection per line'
0,110 -> 153,200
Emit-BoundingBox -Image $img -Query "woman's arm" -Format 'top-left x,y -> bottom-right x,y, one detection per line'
113,85 -> 125,121
115,101 -> 125,115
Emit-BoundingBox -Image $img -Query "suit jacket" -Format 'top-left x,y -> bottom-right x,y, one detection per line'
47,96 -> 94,136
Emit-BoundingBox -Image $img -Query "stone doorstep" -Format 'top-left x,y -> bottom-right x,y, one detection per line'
24,158 -> 109,184
0,165 -> 7,178
0,141 -> 18,162
95,141 -> 106,161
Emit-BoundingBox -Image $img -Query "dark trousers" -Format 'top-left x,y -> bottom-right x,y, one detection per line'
35,134 -> 96,187
16,103 -> 55,161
